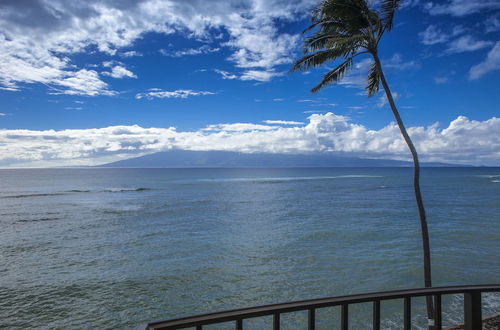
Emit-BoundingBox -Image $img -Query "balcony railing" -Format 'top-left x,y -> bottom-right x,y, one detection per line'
143,284 -> 500,330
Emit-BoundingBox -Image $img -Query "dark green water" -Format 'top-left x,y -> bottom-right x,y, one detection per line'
0,167 -> 499,329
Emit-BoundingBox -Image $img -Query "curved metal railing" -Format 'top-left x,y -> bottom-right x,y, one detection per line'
143,284 -> 500,330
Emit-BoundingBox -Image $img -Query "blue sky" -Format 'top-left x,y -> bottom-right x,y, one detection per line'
0,0 -> 499,167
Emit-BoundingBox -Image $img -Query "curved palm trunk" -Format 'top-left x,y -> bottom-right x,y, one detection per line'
372,53 -> 435,328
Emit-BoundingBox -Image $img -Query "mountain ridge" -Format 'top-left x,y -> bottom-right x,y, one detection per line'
98,150 -> 471,168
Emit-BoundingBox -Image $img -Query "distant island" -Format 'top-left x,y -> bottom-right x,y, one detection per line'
99,150 -> 471,168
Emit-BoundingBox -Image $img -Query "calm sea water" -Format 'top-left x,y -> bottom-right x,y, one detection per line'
0,167 -> 499,329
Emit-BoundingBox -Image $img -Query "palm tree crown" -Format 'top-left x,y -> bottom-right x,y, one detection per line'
290,0 -> 401,96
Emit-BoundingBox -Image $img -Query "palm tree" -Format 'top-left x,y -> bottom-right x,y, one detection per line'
290,0 -> 435,327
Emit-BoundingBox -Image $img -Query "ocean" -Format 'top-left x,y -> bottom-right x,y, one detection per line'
0,167 -> 499,329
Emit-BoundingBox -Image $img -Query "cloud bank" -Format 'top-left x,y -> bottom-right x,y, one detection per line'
1,113 -> 498,167
0,0 -> 315,94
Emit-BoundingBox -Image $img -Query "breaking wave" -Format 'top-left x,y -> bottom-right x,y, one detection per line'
1,187 -> 153,199
17,217 -> 61,223
1,193 -> 66,199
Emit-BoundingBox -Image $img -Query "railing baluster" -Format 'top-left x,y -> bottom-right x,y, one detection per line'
341,304 -> 348,330
308,308 -> 315,330
236,318 -> 243,330
464,291 -> 482,330
404,297 -> 411,330
434,294 -> 442,329
373,300 -> 380,330
273,313 -> 280,330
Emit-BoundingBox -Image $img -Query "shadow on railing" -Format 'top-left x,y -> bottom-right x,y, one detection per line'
143,284 -> 500,330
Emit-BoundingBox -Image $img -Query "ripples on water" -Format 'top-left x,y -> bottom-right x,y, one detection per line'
0,167 -> 499,329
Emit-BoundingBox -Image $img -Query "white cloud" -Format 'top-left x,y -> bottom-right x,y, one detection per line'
419,25 -> 494,58
0,0 -> 314,94
377,92 -> 399,108
214,68 -> 282,82
102,65 -> 137,79
263,120 -> 304,125
425,0 -> 500,16
469,42 -> 500,80
419,25 -> 448,45
451,25 -> 467,37
1,113 -> 499,167
446,35 -> 494,54
434,76 -> 449,84
120,51 -> 142,57
214,69 -> 238,80
303,110 -> 327,114
384,53 -> 419,70
419,24 -> 471,50
160,45 -> 220,57
0,33 -> 114,96
0,113 -> 7,116
135,89 -> 216,99
52,69 -> 116,96
102,60 -> 120,68
485,15 -> 500,33
203,123 -> 278,131
308,103 -> 338,107
224,19 -> 299,69
239,69 -> 282,82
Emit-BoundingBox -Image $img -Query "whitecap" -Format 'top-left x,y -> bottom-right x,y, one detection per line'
103,187 -> 152,192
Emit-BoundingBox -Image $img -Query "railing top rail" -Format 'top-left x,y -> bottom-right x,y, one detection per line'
144,284 -> 500,329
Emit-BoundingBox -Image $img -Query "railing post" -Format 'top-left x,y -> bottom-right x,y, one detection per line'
341,304 -> 348,330
464,291 -> 482,330
273,313 -> 280,330
434,294 -> 441,330
373,300 -> 380,330
308,308 -> 315,330
404,297 -> 411,330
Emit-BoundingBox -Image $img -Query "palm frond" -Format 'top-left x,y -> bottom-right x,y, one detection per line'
311,57 -> 353,93
302,20 -> 345,34
381,0 -> 401,31
324,34 -> 366,50
303,34 -> 348,52
303,34 -> 366,53
290,45 -> 357,73
366,61 -> 380,97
